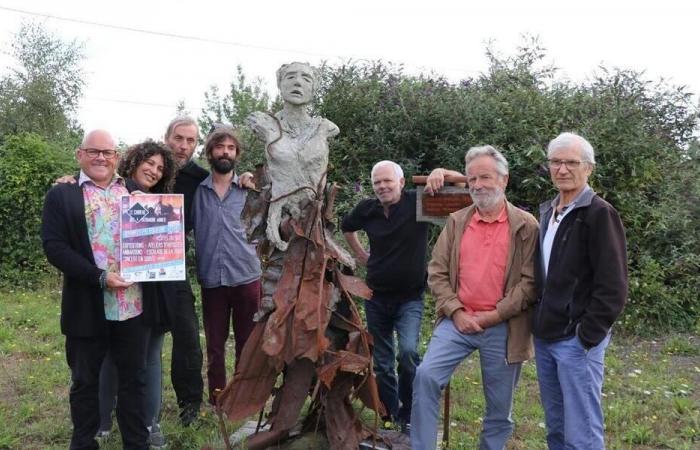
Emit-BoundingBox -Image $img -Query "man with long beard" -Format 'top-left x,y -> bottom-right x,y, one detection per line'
411,145 -> 539,450
191,126 -> 261,406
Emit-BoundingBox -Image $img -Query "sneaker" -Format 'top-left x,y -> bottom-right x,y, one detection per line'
148,423 -> 167,449
179,402 -> 200,427
95,429 -> 111,440
400,422 -> 411,435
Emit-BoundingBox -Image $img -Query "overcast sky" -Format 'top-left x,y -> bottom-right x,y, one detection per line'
1,0 -> 698,144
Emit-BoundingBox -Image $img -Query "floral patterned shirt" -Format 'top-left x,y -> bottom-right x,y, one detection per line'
79,171 -> 143,321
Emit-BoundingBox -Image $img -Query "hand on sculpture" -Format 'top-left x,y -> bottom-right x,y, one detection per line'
452,308 -> 484,334
54,175 -> 77,185
424,168 -> 447,196
238,172 -> 256,190
105,272 -> 133,289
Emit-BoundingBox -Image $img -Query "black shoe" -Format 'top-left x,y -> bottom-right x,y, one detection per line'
179,402 -> 200,427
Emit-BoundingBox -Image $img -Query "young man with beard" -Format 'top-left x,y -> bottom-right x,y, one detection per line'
411,145 -> 539,450
191,126 -> 261,406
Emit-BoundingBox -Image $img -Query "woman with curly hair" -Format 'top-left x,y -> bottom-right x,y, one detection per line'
98,140 -> 177,448
118,140 -> 177,194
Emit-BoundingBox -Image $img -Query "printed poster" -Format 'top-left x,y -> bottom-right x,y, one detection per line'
120,194 -> 186,282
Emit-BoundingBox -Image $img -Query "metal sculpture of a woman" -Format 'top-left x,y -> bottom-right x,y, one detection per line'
216,62 -> 386,450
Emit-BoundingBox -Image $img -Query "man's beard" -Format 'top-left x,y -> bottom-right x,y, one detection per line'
470,186 -> 505,211
209,156 -> 235,174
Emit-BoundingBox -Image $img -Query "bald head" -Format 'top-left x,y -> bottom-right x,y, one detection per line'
76,129 -> 119,188
80,129 -> 116,150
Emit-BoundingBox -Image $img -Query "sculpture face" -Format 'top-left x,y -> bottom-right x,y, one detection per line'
279,63 -> 314,105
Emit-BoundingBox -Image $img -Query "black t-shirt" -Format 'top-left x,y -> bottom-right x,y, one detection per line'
341,190 -> 429,302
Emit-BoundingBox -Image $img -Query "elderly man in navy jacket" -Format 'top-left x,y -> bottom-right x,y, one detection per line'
533,132 -> 628,450
42,130 -> 150,450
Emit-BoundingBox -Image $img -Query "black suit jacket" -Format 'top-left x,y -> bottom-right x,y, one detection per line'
42,177 -> 139,337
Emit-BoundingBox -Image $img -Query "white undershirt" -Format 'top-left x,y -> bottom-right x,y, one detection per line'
542,204 -> 575,277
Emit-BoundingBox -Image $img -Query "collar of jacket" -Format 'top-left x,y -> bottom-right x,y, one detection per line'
539,185 -> 595,220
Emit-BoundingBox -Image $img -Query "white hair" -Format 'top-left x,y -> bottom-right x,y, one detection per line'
464,145 -> 509,177
371,160 -> 404,181
547,132 -> 596,164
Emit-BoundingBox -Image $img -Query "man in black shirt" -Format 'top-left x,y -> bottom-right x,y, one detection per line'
166,119 -> 257,424
341,160 -> 447,432
163,116 -> 207,425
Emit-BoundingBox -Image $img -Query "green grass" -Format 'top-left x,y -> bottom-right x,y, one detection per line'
1,287 -> 699,449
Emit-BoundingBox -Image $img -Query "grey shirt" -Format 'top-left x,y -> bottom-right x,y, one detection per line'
192,173 -> 261,289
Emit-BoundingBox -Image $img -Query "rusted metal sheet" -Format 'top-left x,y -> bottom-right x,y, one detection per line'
215,322 -> 279,423
217,175 -> 387,448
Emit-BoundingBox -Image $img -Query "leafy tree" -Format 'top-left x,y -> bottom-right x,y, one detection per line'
205,42 -> 699,332
0,21 -> 85,144
198,65 -> 273,171
0,134 -> 77,287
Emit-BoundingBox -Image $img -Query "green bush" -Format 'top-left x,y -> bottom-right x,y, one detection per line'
199,42 -> 699,332
311,47 -> 700,333
0,133 -> 77,287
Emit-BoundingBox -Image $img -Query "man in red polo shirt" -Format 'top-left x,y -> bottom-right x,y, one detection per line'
411,145 -> 539,450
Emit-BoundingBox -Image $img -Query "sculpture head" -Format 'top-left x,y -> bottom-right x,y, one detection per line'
277,62 -> 317,106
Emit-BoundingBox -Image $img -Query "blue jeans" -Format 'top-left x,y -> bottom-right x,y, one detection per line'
412,320 -> 521,450
365,296 -> 423,425
99,330 -> 165,430
535,333 -> 611,450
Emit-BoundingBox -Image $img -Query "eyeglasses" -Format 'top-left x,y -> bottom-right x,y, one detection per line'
81,148 -> 118,159
547,159 -> 585,169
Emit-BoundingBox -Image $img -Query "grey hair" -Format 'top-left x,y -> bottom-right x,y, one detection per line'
464,145 -> 509,177
164,116 -> 198,139
371,160 -> 404,181
547,132 -> 596,164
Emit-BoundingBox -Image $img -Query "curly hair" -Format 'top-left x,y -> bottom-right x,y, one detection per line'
118,140 -> 177,193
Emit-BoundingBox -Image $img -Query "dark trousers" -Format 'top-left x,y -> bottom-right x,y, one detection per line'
170,280 -> 204,408
201,279 -> 261,404
65,315 -> 149,450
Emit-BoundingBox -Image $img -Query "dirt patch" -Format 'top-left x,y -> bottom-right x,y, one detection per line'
612,333 -> 700,400
0,353 -> 26,404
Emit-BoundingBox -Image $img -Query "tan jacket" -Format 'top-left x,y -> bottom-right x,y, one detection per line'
428,201 -> 539,363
